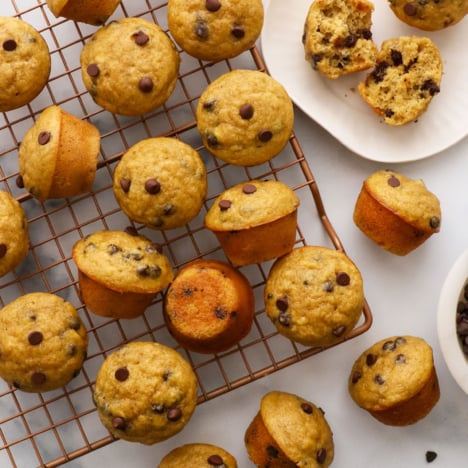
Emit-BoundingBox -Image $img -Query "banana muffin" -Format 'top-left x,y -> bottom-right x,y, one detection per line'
196,70 -> 294,166
167,0 -> 264,62
0,16 -> 51,112
94,341 -> 198,444
46,0 -> 122,25
80,17 -> 180,116
264,245 -> 364,348
353,169 -> 441,255
0,292 -> 88,393
348,335 -> 440,425
159,443 -> 238,467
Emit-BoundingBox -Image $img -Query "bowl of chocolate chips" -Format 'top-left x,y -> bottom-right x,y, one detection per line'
437,248 -> 468,394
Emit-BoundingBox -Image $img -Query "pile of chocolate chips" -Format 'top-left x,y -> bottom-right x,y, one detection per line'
456,280 -> 468,357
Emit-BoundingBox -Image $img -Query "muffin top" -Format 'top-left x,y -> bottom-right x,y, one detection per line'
159,443 -> 238,467
348,335 -> 435,410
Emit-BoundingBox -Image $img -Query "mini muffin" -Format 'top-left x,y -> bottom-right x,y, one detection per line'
159,443 -> 238,467
204,180 -> 300,266
358,36 -> 442,125
164,259 -> 254,354
113,137 -> 207,230
0,16 -> 51,112
264,246 -> 364,348
18,105 -> 100,201
80,17 -> 180,116
196,70 -> 294,166
388,0 -> 468,31
0,292 -> 88,393
46,0 -> 122,25
348,335 -> 440,426
167,0 -> 264,62
72,230 -> 174,319
244,391 -> 334,468
353,169 -> 441,255
93,341 -> 198,444
0,190 -> 29,278
302,0 -> 378,79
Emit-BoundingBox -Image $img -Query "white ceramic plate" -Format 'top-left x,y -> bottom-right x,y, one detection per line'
261,0 -> 468,163
437,248 -> 468,395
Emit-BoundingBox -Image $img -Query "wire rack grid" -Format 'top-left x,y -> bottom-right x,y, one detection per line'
0,1 -> 372,466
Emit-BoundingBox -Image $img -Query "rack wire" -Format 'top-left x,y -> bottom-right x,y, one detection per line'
0,1 -> 372,466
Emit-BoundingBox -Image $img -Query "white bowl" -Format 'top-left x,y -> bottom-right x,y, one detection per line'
437,248 -> 468,394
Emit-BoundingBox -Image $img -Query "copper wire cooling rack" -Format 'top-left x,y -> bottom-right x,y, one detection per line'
0,1 -> 372,466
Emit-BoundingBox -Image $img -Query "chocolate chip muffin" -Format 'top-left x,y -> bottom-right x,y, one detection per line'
353,169 -> 441,255
159,443 -> 238,467
80,17 -> 180,116
196,70 -> 294,166
167,0 -> 264,62
358,36 -> 442,125
113,137 -> 207,230
348,335 -> 440,426
0,292 -> 88,393
302,0 -> 378,79
18,105 -> 100,201
204,180 -> 300,266
388,0 -> 468,31
0,16 -> 51,112
93,341 -> 198,445
72,229 -> 174,319
46,0 -> 122,25
164,259 -> 255,354
0,189 -> 29,278
244,391 -> 334,468
264,246 -> 364,348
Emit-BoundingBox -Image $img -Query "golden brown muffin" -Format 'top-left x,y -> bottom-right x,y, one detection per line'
164,259 -> 254,354
358,36 -> 442,125
264,246 -> 364,348
388,0 -> 468,31
205,180 -> 300,266
0,190 -> 29,278
80,18 -> 180,116
0,16 -> 51,112
0,292 -> 88,393
348,335 -> 440,426
244,391 -> 334,468
353,169 -> 441,255
303,0 -> 378,79
46,0 -> 122,26
196,70 -> 294,166
167,0 -> 264,62
94,341 -> 198,444
158,443 -> 238,467
18,105 -> 100,201
72,230 -> 174,319
113,137 -> 207,230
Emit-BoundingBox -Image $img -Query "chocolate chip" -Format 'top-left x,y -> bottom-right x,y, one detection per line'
429,216 -> 440,229
136,265 -> 162,278
239,103 -> 254,119
351,370 -> 362,384
322,280 -> 334,292
87,63 -> 100,77
112,416 -> 126,430
301,402 -> 313,414
278,312 -> 291,327
205,0 -> 221,12
28,331 -> 43,346
403,2 -> 418,16
316,448 -> 327,464
361,29 -> 372,40
163,370 -> 171,381
31,372 -> 46,385
203,99 -> 216,111
68,344 -> 77,356
242,184 -> 256,195
15,175 -> 24,189
145,178 -> 161,194
151,403 -> 165,413
132,31 -> 149,46
195,19 -> 209,39
258,129 -> 273,142
266,445 -> 279,458
421,79 -> 440,96
374,374 -> 385,385
395,353 -> 406,364
382,340 -> 396,351
38,131 -> 51,145
371,61 -> 389,83
147,243 -> 163,254
387,175 -> 400,187
333,325 -> 346,337
384,108 -> 395,118
425,451 -> 437,463
276,296 -> 288,311
167,407 -> 182,421
218,199 -> 232,211
206,132 -> 218,147
366,353 -> 378,366
107,244 -> 122,255
0,244 -> 7,258
391,49 -> 403,66
336,272 -> 350,286
215,307 -> 227,319
231,24 -> 245,39
344,34 -> 357,48
207,454 -> 224,466
3,39 -> 17,51
115,367 -> 129,381
139,77 -> 154,93
120,178 -> 131,193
